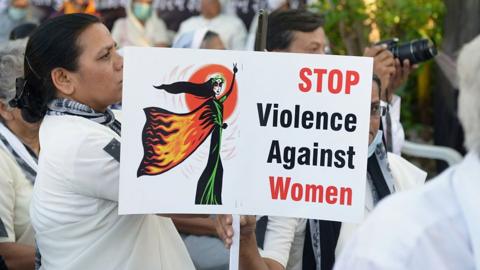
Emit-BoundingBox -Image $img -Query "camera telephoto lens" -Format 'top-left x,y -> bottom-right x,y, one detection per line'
391,39 -> 437,65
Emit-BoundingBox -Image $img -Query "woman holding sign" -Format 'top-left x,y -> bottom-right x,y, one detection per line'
10,14 -> 195,269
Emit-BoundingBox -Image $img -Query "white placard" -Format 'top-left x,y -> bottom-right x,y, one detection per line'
119,47 -> 372,223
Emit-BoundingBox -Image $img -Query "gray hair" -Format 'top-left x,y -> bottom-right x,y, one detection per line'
0,39 -> 27,106
457,34 -> 480,153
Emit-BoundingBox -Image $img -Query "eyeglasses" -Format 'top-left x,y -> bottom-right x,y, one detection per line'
370,102 -> 387,117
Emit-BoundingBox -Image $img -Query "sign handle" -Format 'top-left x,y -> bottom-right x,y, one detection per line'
229,215 -> 240,270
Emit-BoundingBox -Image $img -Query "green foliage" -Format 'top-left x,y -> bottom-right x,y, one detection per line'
310,0 -> 445,56
310,0 -> 445,141
374,0 -> 444,47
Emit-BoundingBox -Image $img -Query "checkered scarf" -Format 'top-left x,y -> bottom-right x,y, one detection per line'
46,98 -> 121,136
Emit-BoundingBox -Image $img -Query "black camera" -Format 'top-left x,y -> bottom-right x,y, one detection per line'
376,38 -> 437,65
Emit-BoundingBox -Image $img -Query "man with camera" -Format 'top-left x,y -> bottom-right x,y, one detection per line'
215,9 -> 428,270
368,37 -> 436,154
334,34 -> 480,270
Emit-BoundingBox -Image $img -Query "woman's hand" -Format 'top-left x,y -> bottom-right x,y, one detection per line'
214,214 -> 256,249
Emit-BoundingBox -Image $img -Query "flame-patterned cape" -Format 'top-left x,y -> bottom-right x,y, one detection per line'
137,99 -> 215,176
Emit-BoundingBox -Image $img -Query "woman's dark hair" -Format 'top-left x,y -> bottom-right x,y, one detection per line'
17,13 -> 100,123
267,9 -> 325,51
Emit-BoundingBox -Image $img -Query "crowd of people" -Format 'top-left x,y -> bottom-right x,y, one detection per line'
0,0 -> 479,270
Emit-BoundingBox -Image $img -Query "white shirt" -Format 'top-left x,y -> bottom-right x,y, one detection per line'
176,14 -> 247,50
260,154 -> 426,270
260,217 -> 306,270
30,115 -> 195,270
0,147 -> 34,245
334,152 -> 480,270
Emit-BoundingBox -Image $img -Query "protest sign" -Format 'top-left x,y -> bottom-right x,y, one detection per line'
119,47 -> 372,222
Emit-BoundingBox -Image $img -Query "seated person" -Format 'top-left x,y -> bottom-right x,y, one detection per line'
173,28 -> 225,50
215,10 -> 424,270
111,0 -> 170,47
0,39 -> 38,270
14,14 -> 200,269
176,0 -> 247,50
334,33 -> 480,270
217,75 -> 426,270
0,0 -> 37,43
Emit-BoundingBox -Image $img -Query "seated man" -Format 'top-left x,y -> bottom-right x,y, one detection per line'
215,9 -> 424,270
334,33 -> 480,270
217,74 -> 425,270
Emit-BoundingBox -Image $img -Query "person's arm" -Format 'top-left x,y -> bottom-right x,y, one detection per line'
386,59 -> 416,102
215,215 -> 285,270
220,64 -> 238,103
363,45 -> 395,98
172,217 -> 218,236
239,230 -> 284,270
0,242 -> 35,270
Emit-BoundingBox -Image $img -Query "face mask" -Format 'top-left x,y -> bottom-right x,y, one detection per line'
8,7 -> 27,21
368,130 -> 383,157
133,3 -> 152,21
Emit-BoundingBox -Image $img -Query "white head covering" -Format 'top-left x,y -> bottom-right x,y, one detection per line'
172,28 -> 209,49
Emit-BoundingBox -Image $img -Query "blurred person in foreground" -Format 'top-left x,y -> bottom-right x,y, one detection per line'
215,9 -> 424,270
0,39 -> 38,270
334,34 -> 480,270
176,0 -> 247,50
111,0 -> 170,48
12,13 -> 199,269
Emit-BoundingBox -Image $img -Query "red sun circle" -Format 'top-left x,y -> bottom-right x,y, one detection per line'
185,64 -> 238,121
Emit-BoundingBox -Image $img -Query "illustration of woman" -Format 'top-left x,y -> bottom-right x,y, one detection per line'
137,63 -> 238,205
